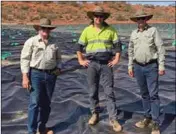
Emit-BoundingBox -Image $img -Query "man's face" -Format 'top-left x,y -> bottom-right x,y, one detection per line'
93,14 -> 104,25
137,17 -> 147,27
39,27 -> 51,39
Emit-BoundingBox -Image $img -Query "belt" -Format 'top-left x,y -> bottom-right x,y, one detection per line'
92,60 -> 109,64
31,67 -> 56,74
134,59 -> 157,66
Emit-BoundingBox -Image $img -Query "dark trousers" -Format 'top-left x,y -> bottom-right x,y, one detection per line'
87,61 -> 118,120
28,69 -> 57,134
134,62 -> 160,125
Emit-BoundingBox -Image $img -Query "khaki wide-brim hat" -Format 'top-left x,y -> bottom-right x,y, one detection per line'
130,10 -> 153,22
87,6 -> 110,20
33,18 -> 56,31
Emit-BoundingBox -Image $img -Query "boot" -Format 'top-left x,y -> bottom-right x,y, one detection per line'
151,122 -> 160,134
88,113 -> 99,125
110,119 -> 123,132
135,117 -> 152,128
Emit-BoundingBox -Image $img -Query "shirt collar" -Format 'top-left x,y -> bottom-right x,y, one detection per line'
137,24 -> 150,32
36,34 -> 43,42
91,24 -> 106,33
37,34 -> 52,43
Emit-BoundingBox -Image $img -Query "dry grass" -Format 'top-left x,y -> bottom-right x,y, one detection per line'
1,1 -> 175,24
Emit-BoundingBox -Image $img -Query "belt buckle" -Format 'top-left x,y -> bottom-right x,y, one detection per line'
45,69 -> 50,73
41,69 -> 46,72
135,60 -> 145,66
97,60 -> 101,64
48,70 -> 52,73
143,62 -> 147,66
41,69 -> 48,73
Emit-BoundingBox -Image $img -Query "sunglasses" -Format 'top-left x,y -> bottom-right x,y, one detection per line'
137,17 -> 146,21
94,14 -> 104,18
41,27 -> 51,30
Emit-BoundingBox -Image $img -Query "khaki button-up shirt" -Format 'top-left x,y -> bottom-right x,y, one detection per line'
20,34 -> 61,73
128,26 -> 165,71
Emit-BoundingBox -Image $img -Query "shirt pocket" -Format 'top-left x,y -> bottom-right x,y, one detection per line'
47,46 -> 57,60
144,35 -> 154,45
103,32 -> 112,40
87,34 -> 96,43
32,45 -> 44,59
131,37 -> 139,45
144,35 -> 157,54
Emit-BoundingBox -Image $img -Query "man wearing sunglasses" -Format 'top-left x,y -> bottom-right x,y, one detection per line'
128,10 -> 165,134
21,18 -> 61,134
77,6 -> 122,132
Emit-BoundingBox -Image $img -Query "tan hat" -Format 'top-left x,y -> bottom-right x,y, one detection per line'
33,18 -> 56,31
130,10 -> 153,22
87,6 -> 110,20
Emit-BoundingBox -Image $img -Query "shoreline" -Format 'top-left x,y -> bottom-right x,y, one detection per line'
2,21 -> 175,26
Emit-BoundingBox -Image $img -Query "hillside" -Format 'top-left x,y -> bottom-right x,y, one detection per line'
1,1 -> 176,25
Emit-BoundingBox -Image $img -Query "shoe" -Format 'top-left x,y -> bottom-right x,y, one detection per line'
88,113 -> 99,125
110,120 -> 122,132
38,128 -> 54,134
151,122 -> 160,134
135,117 -> 152,128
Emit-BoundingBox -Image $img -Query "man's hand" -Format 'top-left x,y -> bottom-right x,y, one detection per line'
22,74 -> 30,89
128,69 -> 134,77
52,68 -> 61,76
108,53 -> 120,67
79,59 -> 90,67
159,70 -> 165,76
108,59 -> 119,67
77,51 -> 90,67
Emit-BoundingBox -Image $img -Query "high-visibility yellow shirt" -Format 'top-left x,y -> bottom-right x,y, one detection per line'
78,25 -> 119,54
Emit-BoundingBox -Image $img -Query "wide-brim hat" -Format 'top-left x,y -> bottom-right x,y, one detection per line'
87,6 -> 110,20
33,18 -> 56,31
130,10 -> 153,22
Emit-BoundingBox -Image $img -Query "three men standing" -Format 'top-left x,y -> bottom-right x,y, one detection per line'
128,10 -> 165,134
20,7 -> 165,134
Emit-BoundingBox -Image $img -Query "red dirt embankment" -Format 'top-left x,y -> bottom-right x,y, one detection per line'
2,1 -> 175,25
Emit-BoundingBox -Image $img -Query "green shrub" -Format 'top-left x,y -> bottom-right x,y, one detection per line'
30,16 -> 40,21
48,14 -> 58,20
16,12 -> 26,20
21,5 -> 29,10
69,2 -> 80,7
39,13 -> 47,18
124,4 -> 132,12
144,4 -> 155,9
109,4 -> 119,10
116,15 -> 128,21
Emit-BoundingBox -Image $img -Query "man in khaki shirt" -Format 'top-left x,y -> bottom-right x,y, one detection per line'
128,10 -> 165,134
21,18 -> 61,134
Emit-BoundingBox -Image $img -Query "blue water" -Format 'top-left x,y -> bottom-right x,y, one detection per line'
54,23 -> 175,39
2,23 -> 175,39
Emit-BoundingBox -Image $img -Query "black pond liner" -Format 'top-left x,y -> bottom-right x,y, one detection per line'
1,27 -> 176,134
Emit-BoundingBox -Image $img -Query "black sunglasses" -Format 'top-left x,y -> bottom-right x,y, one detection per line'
137,17 -> 146,21
94,14 -> 104,18
41,27 -> 51,30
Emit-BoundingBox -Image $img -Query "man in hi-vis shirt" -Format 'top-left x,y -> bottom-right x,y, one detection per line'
77,6 -> 122,132
21,18 -> 61,134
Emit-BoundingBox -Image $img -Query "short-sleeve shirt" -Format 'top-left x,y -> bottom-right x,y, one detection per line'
78,24 -> 119,60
